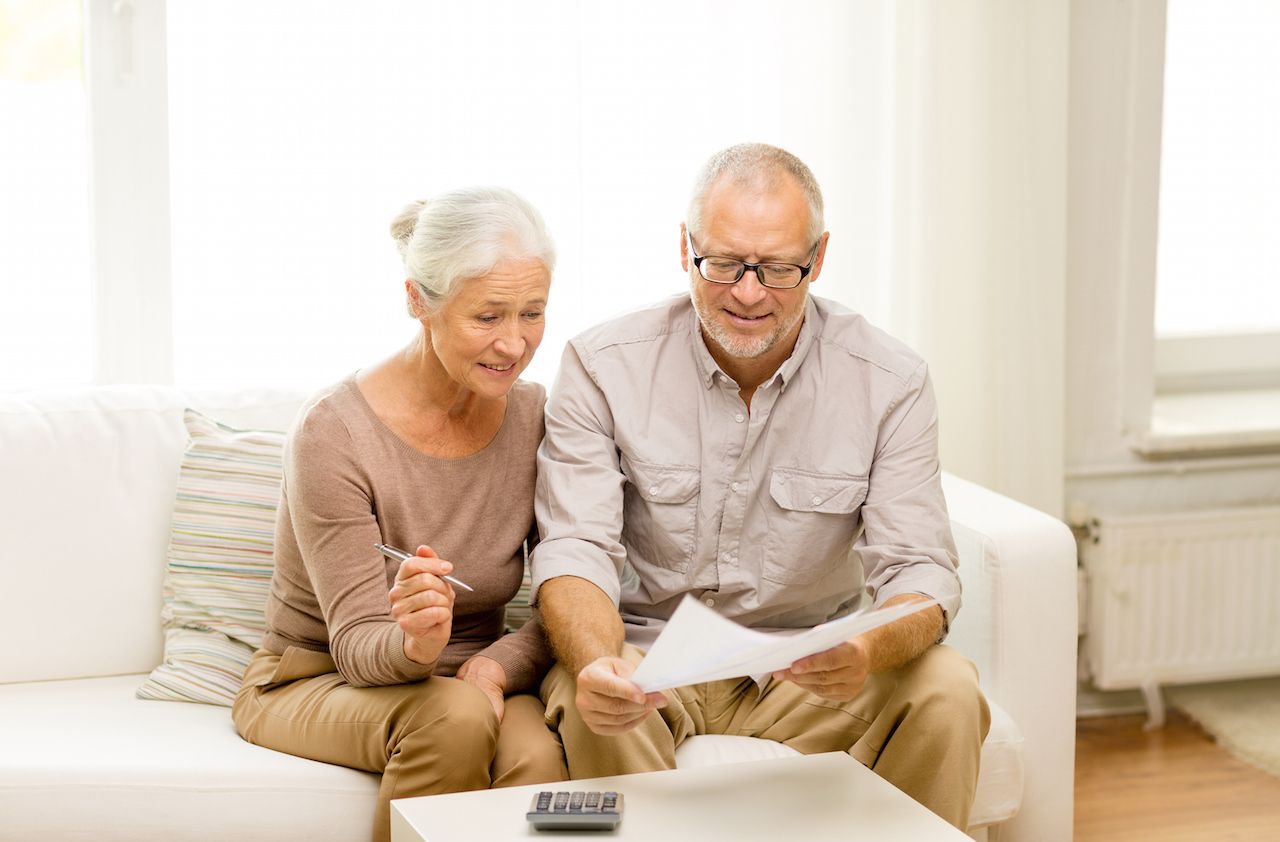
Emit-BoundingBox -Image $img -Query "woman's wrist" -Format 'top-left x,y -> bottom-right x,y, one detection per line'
403,634 -> 444,667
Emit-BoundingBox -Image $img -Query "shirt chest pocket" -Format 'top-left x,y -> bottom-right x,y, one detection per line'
620,457 -> 700,575
764,468 -> 868,585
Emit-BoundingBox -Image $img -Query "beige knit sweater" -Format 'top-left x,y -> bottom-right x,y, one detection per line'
263,374 -> 552,692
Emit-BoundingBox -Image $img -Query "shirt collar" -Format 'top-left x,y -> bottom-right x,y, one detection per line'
689,296 -> 822,391
691,308 -> 721,389
773,297 -> 821,390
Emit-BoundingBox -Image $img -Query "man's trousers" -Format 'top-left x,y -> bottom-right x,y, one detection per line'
541,643 -> 990,830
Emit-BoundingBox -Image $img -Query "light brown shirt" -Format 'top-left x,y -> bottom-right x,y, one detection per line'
264,375 -> 552,691
532,294 -> 960,650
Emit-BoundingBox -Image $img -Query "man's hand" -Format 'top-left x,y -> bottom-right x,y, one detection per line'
772,594 -> 944,700
772,636 -> 871,701
389,545 -> 455,666
575,655 -> 667,735
456,655 -> 507,722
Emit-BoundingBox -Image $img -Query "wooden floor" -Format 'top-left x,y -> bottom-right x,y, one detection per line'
1074,709 -> 1280,841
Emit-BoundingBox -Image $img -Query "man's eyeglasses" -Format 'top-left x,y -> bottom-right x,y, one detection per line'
686,232 -> 818,290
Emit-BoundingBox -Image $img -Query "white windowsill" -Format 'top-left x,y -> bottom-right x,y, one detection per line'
1131,388 -> 1280,457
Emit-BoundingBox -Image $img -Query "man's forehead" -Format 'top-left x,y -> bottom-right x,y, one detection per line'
699,179 -> 813,255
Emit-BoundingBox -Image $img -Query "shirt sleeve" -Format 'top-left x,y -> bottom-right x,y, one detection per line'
856,361 -> 963,636
530,340 -> 629,606
283,402 -> 436,687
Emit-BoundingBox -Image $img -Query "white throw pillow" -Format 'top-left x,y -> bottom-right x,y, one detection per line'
137,409 -> 285,706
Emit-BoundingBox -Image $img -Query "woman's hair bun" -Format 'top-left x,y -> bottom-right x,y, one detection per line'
389,200 -> 427,257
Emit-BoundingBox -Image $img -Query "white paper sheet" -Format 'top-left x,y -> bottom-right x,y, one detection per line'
629,595 -> 939,692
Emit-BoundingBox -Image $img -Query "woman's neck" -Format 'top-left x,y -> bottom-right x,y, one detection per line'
357,330 -> 507,457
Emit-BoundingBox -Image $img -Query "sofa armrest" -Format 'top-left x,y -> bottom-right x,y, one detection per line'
941,473 -> 1077,842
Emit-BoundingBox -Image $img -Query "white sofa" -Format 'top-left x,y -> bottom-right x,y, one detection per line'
0,385 -> 1077,841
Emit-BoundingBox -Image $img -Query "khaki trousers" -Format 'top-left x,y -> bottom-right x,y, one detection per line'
542,643 -> 990,830
233,647 -> 568,842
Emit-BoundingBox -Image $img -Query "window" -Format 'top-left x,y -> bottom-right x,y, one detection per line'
1155,0 -> 1280,394
0,0 -> 92,388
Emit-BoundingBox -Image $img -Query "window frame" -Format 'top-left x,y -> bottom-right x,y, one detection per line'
1111,0 -> 1280,457
85,0 -> 174,384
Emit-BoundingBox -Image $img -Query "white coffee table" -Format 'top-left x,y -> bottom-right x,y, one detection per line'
390,751 -> 970,841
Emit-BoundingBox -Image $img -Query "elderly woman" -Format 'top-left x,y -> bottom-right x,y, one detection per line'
232,187 -> 567,842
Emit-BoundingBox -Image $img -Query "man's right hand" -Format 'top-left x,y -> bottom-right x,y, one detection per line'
575,655 -> 667,735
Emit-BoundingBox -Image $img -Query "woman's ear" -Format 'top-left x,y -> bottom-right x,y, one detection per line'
405,279 -> 429,321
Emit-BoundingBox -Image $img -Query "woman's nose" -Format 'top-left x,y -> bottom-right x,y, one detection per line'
493,321 -> 525,356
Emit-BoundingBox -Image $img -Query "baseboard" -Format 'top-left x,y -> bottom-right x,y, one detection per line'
1076,681 -> 1147,718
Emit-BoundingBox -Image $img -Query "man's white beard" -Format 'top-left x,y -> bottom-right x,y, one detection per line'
693,295 -> 804,361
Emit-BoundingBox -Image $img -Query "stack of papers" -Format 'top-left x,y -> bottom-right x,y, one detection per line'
629,596 -> 938,692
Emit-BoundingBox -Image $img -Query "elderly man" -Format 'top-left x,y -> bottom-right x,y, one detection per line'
532,143 -> 990,829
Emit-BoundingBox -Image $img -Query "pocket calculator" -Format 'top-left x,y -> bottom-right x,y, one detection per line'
526,790 -> 624,831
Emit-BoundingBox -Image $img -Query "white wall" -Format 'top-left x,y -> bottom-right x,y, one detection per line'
161,0 -> 896,393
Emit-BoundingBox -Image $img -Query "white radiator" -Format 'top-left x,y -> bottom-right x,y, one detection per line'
1082,505 -> 1280,691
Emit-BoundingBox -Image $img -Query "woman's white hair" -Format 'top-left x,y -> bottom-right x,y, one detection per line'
390,186 -> 555,318
686,143 -> 825,246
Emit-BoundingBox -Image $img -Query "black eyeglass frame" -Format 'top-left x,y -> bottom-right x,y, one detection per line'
686,231 -> 819,290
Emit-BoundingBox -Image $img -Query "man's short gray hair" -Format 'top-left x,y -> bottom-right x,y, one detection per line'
390,186 -> 556,318
686,143 -> 825,246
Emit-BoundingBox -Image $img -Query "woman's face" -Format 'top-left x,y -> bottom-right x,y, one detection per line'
427,258 -> 550,399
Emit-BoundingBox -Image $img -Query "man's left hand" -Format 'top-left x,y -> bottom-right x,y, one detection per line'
772,636 -> 871,701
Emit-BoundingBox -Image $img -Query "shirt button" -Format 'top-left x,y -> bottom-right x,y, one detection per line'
649,486 -> 659,495
721,552 -> 731,562
811,495 -> 823,505
731,481 -> 740,492
704,597 -> 715,607
734,413 -> 745,423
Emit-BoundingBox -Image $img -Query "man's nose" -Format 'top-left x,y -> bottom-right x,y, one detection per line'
731,267 -> 769,306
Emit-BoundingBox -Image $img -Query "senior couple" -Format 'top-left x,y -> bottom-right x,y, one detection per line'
232,143 -> 990,842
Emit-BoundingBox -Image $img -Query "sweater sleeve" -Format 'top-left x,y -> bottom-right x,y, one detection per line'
471,608 -> 555,695
283,400 -> 436,687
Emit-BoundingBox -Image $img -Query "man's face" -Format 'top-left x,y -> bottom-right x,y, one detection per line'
684,177 -> 827,363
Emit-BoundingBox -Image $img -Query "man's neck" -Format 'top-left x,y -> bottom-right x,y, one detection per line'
704,321 -> 804,410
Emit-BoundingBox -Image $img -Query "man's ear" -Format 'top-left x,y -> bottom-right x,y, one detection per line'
679,223 -> 690,272
807,231 -> 831,285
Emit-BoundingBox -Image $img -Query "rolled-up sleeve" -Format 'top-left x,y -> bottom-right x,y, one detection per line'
857,362 -> 962,634
531,341 -> 629,605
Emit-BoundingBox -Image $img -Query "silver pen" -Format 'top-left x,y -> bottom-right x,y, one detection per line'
374,542 -> 475,592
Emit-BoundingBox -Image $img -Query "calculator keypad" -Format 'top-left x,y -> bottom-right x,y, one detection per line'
527,790 -> 623,830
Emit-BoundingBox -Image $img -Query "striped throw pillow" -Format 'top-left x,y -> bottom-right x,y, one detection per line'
137,409 -> 285,706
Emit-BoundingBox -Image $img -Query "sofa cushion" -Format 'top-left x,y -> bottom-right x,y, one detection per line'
137,409 -> 285,706
672,699 -> 1023,829
0,386 -> 305,685
0,674 -> 378,842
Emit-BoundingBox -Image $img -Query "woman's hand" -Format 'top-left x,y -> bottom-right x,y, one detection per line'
389,545 -> 455,666
456,655 -> 508,723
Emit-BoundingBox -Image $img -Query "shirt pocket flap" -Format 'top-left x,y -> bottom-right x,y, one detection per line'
770,468 -> 868,514
622,458 -> 701,504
